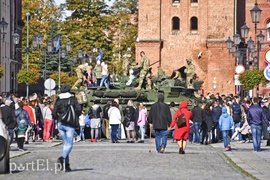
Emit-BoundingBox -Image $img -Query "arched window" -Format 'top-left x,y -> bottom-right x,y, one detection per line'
267,19 -> 270,41
190,17 -> 198,30
172,17 -> 180,30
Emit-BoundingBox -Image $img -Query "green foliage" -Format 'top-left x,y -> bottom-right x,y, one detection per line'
17,69 -> 40,85
22,0 -> 139,86
50,71 -> 77,87
239,69 -> 268,90
21,0 -> 60,67
0,65 -> 4,79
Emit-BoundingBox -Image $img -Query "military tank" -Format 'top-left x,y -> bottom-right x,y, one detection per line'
74,68 -> 204,139
80,68 -> 203,110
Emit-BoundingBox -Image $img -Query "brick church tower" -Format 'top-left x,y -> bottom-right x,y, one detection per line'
135,0 -> 269,96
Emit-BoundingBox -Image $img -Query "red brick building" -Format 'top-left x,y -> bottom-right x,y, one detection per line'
136,0 -> 270,96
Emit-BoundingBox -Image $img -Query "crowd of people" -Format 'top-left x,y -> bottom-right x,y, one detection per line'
188,93 -> 270,152
2,87 -> 270,172
0,92 -> 56,151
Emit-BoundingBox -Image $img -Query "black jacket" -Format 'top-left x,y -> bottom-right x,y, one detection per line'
191,105 -> 205,123
102,104 -> 111,119
148,96 -> 171,130
134,107 -> 139,124
1,105 -> 17,129
123,105 -> 136,122
88,105 -> 102,119
52,93 -> 81,122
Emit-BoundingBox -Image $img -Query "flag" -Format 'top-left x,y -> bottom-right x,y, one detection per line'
96,48 -> 103,61
56,37 -> 61,52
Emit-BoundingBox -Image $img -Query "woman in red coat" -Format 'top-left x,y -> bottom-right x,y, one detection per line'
170,100 -> 192,154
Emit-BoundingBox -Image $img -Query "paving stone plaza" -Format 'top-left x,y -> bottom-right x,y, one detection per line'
1,139 -> 269,180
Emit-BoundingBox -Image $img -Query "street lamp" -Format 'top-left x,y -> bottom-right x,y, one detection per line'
12,13 -> 43,99
0,17 -> 8,41
52,37 -> 71,90
0,17 -> 8,95
226,2 -> 270,97
78,48 -> 96,64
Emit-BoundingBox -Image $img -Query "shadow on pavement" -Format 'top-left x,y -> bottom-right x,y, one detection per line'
71,168 -> 94,172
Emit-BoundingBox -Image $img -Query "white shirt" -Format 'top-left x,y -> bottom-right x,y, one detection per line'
101,64 -> 108,75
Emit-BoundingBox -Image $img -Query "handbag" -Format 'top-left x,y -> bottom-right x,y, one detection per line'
176,109 -> 186,128
61,98 -> 79,128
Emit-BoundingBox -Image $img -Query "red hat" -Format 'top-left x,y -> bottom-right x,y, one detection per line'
216,93 -> 219,96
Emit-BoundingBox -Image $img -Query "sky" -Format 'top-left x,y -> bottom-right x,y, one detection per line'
55,0 -> 114,6
55,0 -> 114,18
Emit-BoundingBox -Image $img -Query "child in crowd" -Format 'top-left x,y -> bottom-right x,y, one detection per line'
219,107 -> 234,151
137,102 -> 147,143
79,110 -> 86,142
16,119 -> 28,151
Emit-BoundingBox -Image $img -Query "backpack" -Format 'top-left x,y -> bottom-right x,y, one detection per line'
232,103 -> 241,115
76,91 -> 88,104
232,103 -> 242,123
176,109 -> 186,128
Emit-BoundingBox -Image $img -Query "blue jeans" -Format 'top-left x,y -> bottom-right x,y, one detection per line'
155,130 -> 168,153
212,122 -> 220,143
58,122 -> 75,164
139,126 -> 145,140
117,124 -> 121,139
100,75 -> 109,88
232,122 -> 242,141
222,130 -> 230,148
111,124 -> 119,142
251,124 -> 262,151
193,122 -> 201,143
79,125 -> 85,141
8,129 -> 14,145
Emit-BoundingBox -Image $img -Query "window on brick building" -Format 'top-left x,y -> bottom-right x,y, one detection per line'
172,17 -> 180,30
173,0 -> 180,3
190,17 -> 198,30
267,20 -> 270,41
191,0 -> 198,3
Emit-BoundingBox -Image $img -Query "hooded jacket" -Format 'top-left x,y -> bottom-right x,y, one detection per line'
219,107 -> 234,131
170,100 -> 192,140
148,94 -> 171,130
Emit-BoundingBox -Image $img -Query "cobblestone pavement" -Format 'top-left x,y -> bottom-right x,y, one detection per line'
0,139 -> 252,180
211,140 -> 270,180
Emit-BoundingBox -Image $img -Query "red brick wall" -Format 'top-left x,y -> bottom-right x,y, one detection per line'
136,0 -> 240,95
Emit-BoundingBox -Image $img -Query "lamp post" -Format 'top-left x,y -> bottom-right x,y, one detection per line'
226,2 -> 270,97
0,18 -> 8,95
52,37 -> 71,90
12,13 -> 43,99
0,17 -> 8,41
70,55 -> 77,76
78,48 -> 96,64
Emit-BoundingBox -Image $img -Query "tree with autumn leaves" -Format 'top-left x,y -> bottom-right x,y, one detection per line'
18,0 -> 138,87
239,68 -> 268,90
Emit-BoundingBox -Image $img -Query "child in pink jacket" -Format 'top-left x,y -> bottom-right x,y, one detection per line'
137,103 -> 147,143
